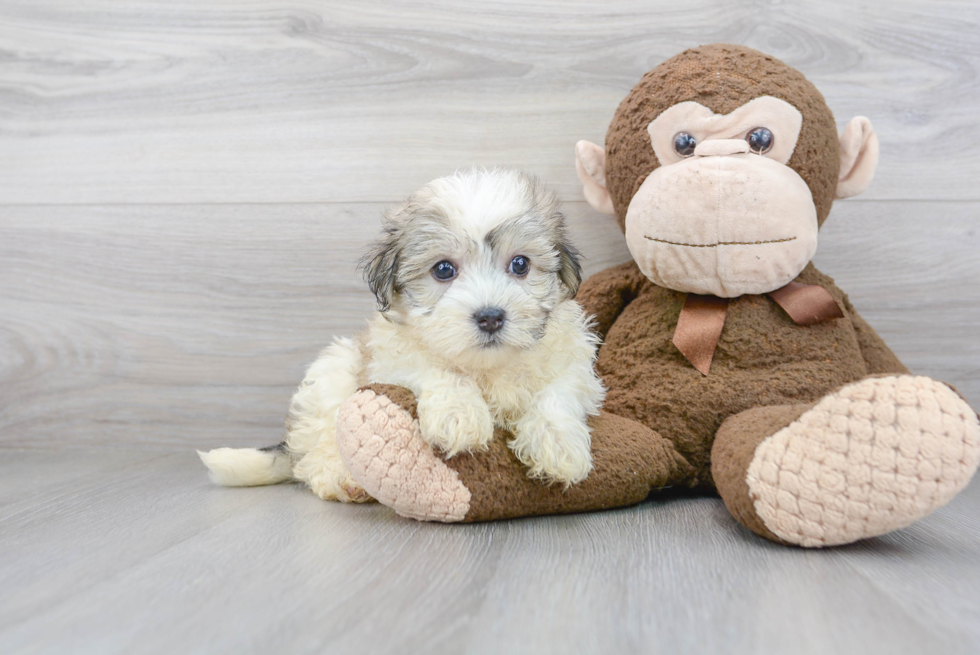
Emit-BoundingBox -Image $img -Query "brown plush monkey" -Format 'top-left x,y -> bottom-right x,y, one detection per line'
334,44 -> 980,547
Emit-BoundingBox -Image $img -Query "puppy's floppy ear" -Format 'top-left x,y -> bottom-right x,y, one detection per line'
525,175 -> 584,298
359,221 -> 401,312
556,227 -> 583,298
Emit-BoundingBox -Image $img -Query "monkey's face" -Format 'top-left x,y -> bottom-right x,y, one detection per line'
624,96 -> 818,297
575,44 -> 880,299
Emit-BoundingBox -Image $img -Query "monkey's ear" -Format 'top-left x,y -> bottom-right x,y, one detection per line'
575,140 -> 616,215
836,117 -> 879,199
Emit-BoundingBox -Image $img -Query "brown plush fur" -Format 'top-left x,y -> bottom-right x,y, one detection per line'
604,44 -> 840,230
711,404 -> 812,545
578,260 -> 907,489
454,413 -> 692,521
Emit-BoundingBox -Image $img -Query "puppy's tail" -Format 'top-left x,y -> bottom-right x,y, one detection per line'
197,443 -> 293,487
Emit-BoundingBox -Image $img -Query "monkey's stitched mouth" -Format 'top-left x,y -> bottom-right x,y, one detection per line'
644,236 -> 797,248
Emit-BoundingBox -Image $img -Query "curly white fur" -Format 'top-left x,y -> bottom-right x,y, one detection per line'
199,169 -> 605,500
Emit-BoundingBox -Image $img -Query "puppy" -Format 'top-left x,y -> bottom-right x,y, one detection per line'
199,169 -> 606,502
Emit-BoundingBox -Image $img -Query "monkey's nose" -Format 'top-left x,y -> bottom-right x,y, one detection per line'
694,139 -> 751,157
474,307 -> 506,334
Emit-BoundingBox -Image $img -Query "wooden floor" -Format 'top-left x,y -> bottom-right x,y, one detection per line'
1,450 -> 978,654
2,1 -> 979,653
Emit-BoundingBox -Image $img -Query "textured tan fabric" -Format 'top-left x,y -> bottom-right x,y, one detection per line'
745,376 -> 980,547
364,383 -> 419,419
336,387 -> 471,522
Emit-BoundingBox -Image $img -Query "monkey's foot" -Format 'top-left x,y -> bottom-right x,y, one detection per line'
335,386 -> 471,522
746,376 -> 980,547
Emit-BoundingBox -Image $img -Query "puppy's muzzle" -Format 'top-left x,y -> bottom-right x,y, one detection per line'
474,307 -> 506,334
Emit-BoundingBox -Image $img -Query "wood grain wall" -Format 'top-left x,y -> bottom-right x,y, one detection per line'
1,0 -> 978,449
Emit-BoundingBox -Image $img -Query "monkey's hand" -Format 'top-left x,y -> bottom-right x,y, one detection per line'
417,384 -> 494,458
509,406 -> 593,487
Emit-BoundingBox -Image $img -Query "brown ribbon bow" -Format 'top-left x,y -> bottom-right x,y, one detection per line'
672,282 -> 844,375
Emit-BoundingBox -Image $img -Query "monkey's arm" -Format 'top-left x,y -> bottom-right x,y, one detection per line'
575,260 -> 647,340
842,295 -> 910,375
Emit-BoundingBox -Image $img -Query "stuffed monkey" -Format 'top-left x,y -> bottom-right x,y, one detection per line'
334,44 -> 979,547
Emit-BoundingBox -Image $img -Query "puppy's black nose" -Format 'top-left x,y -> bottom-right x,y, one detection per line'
474,307 -> 506,334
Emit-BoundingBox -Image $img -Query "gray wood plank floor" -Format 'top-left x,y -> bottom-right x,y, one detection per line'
1,1 -> 979,652
1,450 -> 978,655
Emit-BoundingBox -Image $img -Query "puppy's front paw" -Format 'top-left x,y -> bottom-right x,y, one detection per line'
510,412 -> 593,486
417,392 -> 494,457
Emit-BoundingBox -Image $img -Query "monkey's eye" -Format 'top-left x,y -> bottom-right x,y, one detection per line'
431,260 -> 457,281
673,132 -> 697,157
509,255 -> 529,277
746,127 -> 774,154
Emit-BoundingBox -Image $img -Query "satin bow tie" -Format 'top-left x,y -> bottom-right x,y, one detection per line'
672,282 -> 844,375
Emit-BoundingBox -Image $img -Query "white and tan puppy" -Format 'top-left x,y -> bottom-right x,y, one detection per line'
199,169 -> 606,502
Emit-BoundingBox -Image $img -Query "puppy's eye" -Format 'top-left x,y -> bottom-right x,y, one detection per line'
509,255 -> 529,277
431,260 -> 457,281
746,127 -> 774,154
673,132 -> 697,157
